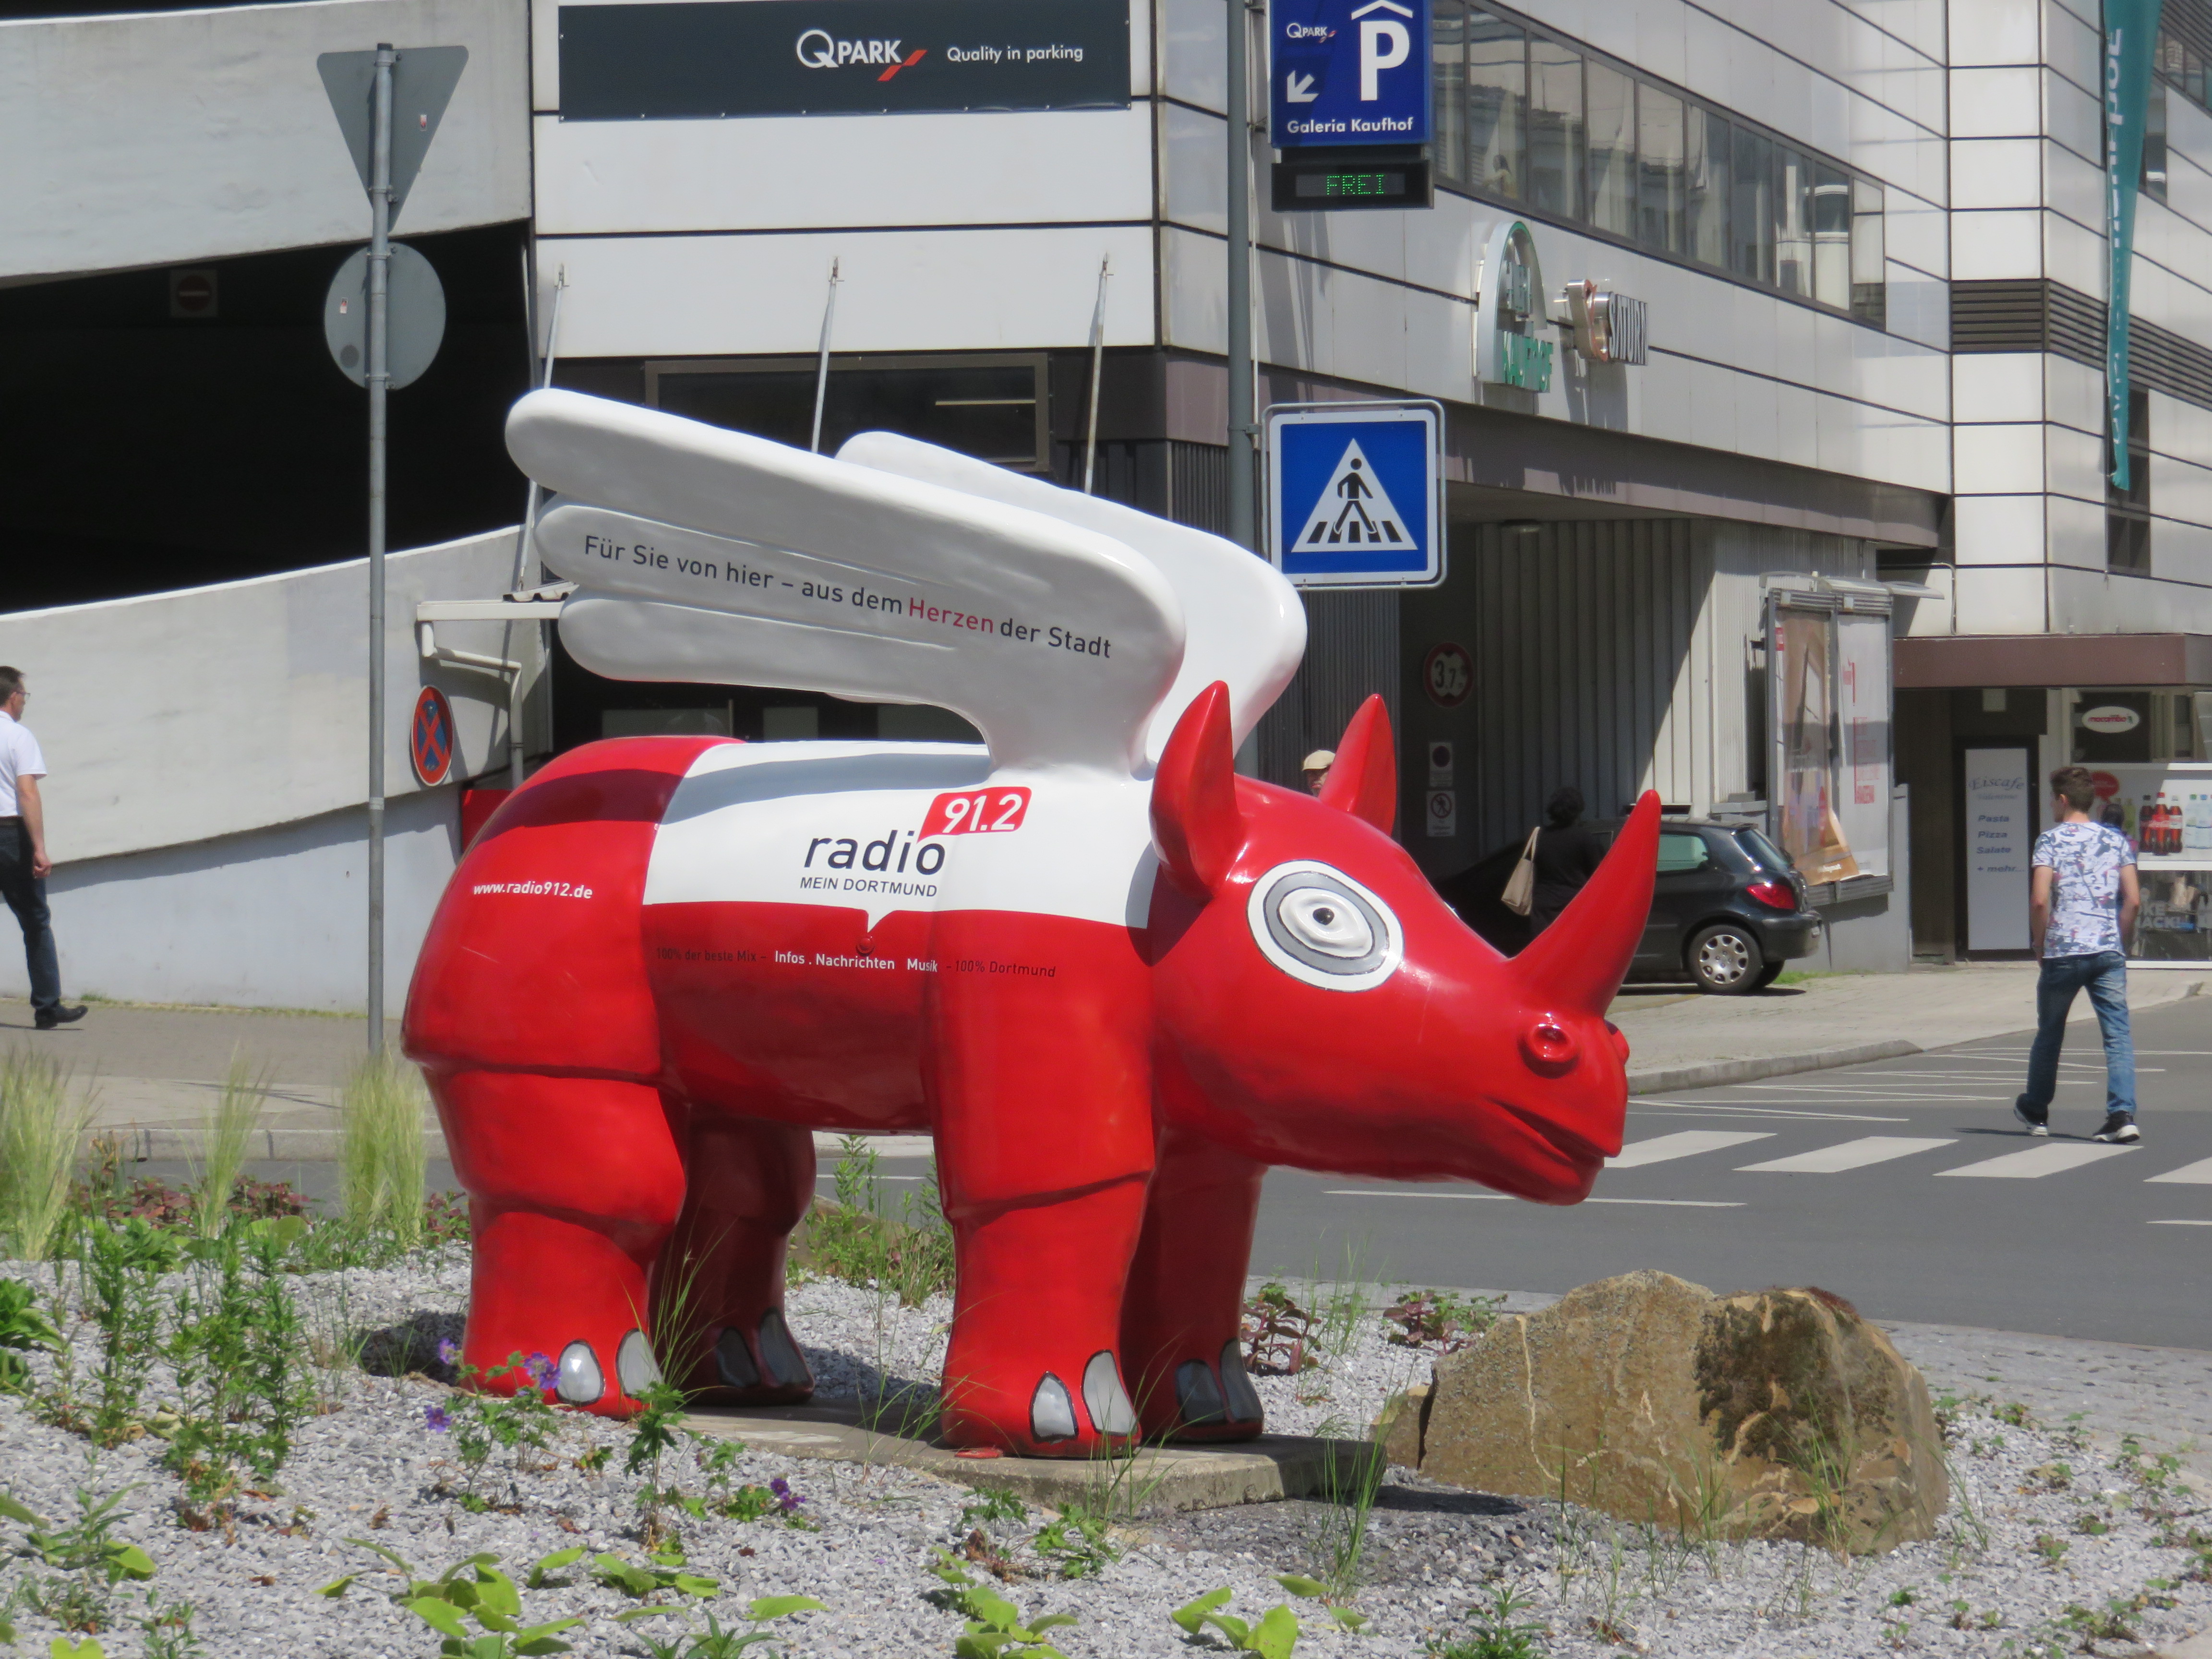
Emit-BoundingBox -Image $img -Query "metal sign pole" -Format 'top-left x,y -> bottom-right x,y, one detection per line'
366,41 -> 394,1048
1082,257 -> 1110,494
1226,0 -> 1255,551
508,259 -> 566,790
809,257 -> 841,455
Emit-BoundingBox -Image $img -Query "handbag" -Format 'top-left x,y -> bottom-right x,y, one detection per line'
1501,826 -> 1541,916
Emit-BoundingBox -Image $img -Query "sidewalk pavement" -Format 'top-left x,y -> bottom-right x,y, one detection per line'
1613,961 -> 2207,1094
1,962 -> 2199,1160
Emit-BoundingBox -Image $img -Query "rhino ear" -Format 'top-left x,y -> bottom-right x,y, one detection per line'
1151,682 -> 1245,898
1318,694 -> 1396,834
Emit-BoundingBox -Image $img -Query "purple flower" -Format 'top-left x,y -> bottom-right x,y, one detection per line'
424,1404 -> 452,1433
525,1352 -> 557,1391
437,1338 -> 461,1368
768,1477 -> 804,1513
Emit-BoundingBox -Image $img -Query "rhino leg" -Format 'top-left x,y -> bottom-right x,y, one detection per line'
1119,1129 -> 1267,1443
935,1176 -> 1150,1458
428,1068 -> 685,1417
654,1112 -> 817,1406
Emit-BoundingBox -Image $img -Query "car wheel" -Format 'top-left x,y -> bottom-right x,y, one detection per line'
1687,924 -> 1765,994
1750,961 -> 1786,991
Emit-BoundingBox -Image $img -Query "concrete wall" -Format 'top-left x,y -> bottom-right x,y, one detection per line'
0,788 -> 459,1014
0,529 -> 531,865
0,0 -> 530,282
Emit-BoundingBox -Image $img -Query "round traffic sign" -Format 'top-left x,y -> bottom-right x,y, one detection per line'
1422,641 -> 1472,708
410,686 -> 457,785
324,242 -> 447,389
173,272 -> 215,315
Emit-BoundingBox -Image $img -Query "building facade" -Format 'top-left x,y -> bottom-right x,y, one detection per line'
4,0 -> 2210,1007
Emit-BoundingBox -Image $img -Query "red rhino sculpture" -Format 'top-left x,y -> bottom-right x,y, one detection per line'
400,390 -> 1659,1458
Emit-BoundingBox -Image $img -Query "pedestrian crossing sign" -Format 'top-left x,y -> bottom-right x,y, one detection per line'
1264,400 -> 1444,587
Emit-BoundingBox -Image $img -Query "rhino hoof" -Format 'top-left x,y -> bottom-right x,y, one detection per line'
715,1327 -> 760,1389
1176,1359 -> 1226,1426
1031,1373 -> 1078,1443
556,1340 -> 604,1405
1082,1350 -> 1137,1435
1219,1340 -> 1264,1424
758,1309 -> 810,1390
616,1329 -> 661,1395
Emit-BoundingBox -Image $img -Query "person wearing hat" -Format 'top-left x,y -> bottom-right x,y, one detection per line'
1301,750 -> 1334,795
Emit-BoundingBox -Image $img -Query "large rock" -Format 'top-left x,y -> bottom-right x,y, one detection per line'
1410,1271 -> 1946,1553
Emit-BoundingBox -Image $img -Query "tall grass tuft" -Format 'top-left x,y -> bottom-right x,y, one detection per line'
190,1051 -> 272,1238
0,1049 -> 97,1261
340,1052 -> 429,1250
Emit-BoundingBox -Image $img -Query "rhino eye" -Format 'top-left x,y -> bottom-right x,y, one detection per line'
1247,862 -> 1403,992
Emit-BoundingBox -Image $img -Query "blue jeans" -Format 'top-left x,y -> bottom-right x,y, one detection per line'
2019,950 -> 2136,1119
0,820 -> 61,1012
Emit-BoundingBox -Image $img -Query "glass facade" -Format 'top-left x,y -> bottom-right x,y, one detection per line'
1429,0 -> 1886,325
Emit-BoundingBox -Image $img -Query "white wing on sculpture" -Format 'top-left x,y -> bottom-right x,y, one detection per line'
508,390 -> 1185,774
836,431 -> 1307,768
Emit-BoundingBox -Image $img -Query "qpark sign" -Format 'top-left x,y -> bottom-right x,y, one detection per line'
1269,0 -> 1432,147
558,0 -> 1130,120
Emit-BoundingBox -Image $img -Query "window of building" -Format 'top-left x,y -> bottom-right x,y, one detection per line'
1424,3 -> 1884,324
2108,386 -> 2152,574
2144,78 -> 2169,204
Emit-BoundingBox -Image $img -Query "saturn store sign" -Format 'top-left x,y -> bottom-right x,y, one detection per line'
559,0 -> 1130,120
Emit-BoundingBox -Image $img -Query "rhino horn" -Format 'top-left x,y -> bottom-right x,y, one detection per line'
1514,790 -> 1662,1015
1317,695 -> 1396,834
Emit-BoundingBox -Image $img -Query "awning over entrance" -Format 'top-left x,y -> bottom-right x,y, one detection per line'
1897,633 -> 2212,688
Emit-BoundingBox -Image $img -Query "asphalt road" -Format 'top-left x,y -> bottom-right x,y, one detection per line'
1250,993 -> 2212,1351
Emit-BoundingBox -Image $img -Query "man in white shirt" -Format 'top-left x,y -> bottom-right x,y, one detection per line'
0,667 -> 85,1030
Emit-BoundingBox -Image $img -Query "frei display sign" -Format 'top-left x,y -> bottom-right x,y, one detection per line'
1264,401 -> 1445,588
1269,0 -> 1432,147
2104,0 -> 2164,490
558,0 -> 1130,120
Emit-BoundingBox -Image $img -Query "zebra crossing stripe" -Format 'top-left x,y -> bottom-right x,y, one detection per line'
1735,1136 -> 1957,1174
1607,1130 -> 1772,1169
2146,1155 -> 2212,1185
1936,1143 -> 2136,1180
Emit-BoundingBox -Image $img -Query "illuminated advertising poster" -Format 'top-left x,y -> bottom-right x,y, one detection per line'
2087,761 -> 2212,962
1834,611 -> 1891,880
1773,605 -> 1859,885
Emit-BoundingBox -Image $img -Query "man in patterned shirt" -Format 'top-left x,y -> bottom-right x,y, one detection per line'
2016,765 -> 2141,1143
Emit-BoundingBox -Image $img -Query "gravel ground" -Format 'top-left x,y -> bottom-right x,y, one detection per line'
0,1255 -> 2207,1658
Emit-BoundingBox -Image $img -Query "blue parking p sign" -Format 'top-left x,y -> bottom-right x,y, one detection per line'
1266,402 -> 1445,588
1271,0 -> 1431,148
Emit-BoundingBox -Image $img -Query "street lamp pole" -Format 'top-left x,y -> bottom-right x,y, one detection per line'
1226,0 -> 1255,552
366,41 -> 394,1048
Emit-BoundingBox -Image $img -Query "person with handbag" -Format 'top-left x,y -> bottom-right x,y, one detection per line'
1503,786 -> 1607,935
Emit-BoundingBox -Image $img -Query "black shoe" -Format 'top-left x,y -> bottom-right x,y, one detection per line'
2013,1098 -> 2051,1137
33,1003 -> 85,1031
2092,1113 -> 2141,1144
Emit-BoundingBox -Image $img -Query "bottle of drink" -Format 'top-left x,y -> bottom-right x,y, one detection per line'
2152,793 -> 2169,855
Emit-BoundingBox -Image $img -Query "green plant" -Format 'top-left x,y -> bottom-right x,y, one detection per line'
2033,1532 -> 2069,1565
185,1055 -> 270,1240
1169,1588 -> 1300,1657
0,1478 -> 157,1635
592,1547 -> 720,1611
49,1640 -> 107,1659
0,1276 -> 61,1393
804,1139 -> 955,1307
0,1050 -> 96,1261
1031,1510 -> 1119,1580
340,1052 -> 430,1251
625,1380 -> 690,1546
325,1542 -> 587,1656
1382,1289 -> 1500,1351
1239,1282 -> 1318,1375
429,1348 -> 565,1510
132,1590 -> 204,1659
1426,1583 -> 1548,1659
79,1215 -> 179,1447
961,1490 -> 1026,1530
1305,1437 -> 1384,1598
926,1551 -> 1076,1657
619,1597 -> 824,1658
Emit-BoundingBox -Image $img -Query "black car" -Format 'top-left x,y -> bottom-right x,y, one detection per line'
1599,816 -> 1823,994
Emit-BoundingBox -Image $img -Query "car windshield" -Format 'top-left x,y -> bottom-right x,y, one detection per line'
1735,827 -> 1792,873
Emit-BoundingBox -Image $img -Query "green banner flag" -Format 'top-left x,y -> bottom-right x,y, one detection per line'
2106,0 -> 2164,490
